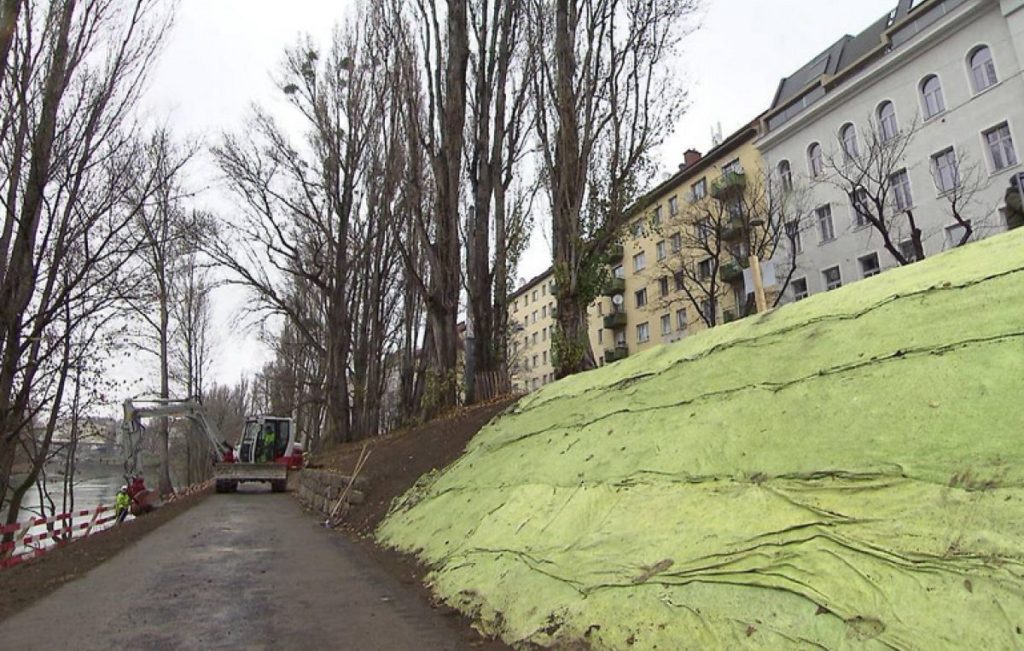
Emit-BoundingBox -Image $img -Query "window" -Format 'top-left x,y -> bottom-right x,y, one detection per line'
822,266 -> 842,291
674,270 -> 685,292
791,278 -> 808,301
542,350 -> 548,364
692,178 -> 707,200
808,143 -> 824,177
632,251 -> 647,272
658,276 -> 669,297
700,298 -> 715,323
532,354 -> 538,367
696,218 -> 711,245
920,75 -> 945,119
778,160 -> 792,191
851,187 -> 870,228
598,329 -> 604,344
785,220 -> 802,254
670,233 -> 682,253
946,221 -> 972,248
660,314 -> 672,336
840,123 -> 859,161
630,220 -> 643,237
636,322 -> 650,343
859,253 -> 880,278
532,290 -> 538,301
899,239 -> 918,262
890,169 -> 913,211
932,148 -> 959,193
969,46 -> 998,93
612,264 -> 625,279
669,196 -> 679,216
656,240 -> 667,261
542,284 -> 546,296
634,288 -> 648,308
675,309 -> 687,331
523,335 -> 528,347
816,204 -> 835,242
532,332 -> 538,344
532,311 -> 537,324
652,205 -> 663,227
542,327 -> 547,341
985,123 -> 1018,171
698,259 -> 712,280
722,158 -> 742,175
877,101 -> 898,142
542,305 -> 547,318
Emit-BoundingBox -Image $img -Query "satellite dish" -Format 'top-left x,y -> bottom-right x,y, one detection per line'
612,294 -> 624,306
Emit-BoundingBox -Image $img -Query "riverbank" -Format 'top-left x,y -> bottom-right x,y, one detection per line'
0,487 -> 210,621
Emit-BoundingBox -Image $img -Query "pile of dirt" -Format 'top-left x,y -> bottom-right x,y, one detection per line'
0,488 -> 210,621
310,398 -> 516,536
378,229 -> 1024,649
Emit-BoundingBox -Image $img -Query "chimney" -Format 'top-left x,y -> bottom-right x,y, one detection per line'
682,149 -> 702,169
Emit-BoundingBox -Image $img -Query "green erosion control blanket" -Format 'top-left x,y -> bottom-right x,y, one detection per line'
379,230 -> 1024,650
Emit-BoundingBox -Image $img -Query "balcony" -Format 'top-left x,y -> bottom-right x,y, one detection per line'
603,311 -> 627,329
604,346 -> 629,363
604,243 -> 624,264
720,261 -> 743,284
720,216 -> 744,241
603,277 -> 625,297
711,170 -> 747,201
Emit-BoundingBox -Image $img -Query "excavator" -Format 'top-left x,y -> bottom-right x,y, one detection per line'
120,399 -> 305,508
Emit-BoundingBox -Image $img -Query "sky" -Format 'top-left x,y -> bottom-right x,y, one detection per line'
140,0 -> 898,388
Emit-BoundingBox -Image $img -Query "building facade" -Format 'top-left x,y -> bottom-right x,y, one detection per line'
758,0 -> 1024,302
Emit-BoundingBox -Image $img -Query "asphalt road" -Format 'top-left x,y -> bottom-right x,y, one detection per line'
1,486 -> 473,650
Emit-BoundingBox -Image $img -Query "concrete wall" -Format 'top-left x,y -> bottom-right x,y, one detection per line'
296,469 -> 367,517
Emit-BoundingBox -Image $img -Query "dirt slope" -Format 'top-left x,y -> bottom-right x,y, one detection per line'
378,229 -> 1024,649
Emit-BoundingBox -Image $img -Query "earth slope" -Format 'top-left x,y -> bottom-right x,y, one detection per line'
379,229 -> 1024,649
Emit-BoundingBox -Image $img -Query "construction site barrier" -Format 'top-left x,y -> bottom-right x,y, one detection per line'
0,479 -> 213,571
0,504 -> 117,569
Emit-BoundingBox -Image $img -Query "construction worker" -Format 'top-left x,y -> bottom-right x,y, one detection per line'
115,486 -> 131,523
262,424 -> 276,462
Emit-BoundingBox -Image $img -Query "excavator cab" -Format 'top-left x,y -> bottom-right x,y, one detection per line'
237,416 -> 303,469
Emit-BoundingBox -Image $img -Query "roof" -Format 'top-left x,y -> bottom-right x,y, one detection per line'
764,0 -> 955,131
508,266 -> 554,302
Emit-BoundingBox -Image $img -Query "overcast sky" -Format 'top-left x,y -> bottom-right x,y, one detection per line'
140,0 -> 897,387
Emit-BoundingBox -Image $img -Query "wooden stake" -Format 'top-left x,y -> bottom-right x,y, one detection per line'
749,255 -> 768,314
326,443 -> 372,526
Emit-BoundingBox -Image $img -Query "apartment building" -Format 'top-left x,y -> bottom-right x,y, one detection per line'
758,0 -> 1024,302
600,123 -> 769,360
507,270 -> 603,393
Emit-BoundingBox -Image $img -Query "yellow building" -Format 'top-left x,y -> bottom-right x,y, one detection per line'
508,121 -> 769,391
508,270 -> 604,393
600,121 -> 767,359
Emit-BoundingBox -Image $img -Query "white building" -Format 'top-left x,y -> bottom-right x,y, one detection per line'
757,0 -> 1024,301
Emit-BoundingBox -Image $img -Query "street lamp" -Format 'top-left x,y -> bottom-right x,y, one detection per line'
746,218 -> 768,314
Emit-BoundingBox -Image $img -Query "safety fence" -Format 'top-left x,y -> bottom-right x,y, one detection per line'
0,504 -> 117,570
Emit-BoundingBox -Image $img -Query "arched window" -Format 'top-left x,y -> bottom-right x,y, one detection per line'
877,101 -> 898,142
840,123 -> 859,161
777,160 -> 792,191
969,46 -> 997,93
808,143 -> 824,177
920,75 -> 945,119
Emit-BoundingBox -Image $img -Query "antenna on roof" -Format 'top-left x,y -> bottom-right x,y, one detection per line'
711,122 -> 724,147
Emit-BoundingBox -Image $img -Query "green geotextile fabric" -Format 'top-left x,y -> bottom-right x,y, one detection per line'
378,229 -> 1024,650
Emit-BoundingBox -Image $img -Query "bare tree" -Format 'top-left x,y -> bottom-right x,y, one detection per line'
528,0 -> 698,378
822,118 -> 926,265
654,169 -> 814,327
930,148 -> 990,248
462,0 -> 534,402
0,0 -> 175,521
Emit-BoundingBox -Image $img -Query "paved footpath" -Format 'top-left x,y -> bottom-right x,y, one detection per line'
0,487 -> 473,650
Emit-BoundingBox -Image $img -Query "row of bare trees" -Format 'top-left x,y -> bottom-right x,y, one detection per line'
0,0 -> 212,524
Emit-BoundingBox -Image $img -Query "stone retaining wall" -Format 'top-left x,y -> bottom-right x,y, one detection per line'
296,469 -> 368,516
